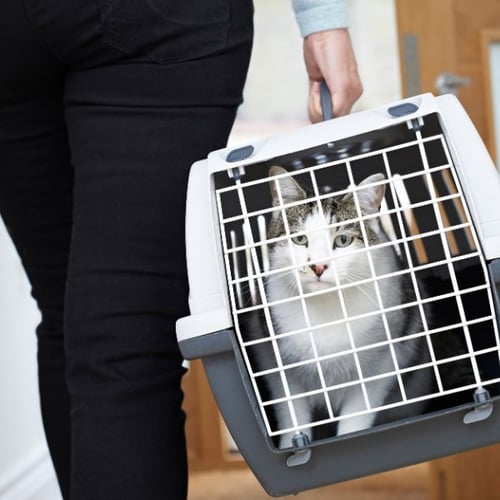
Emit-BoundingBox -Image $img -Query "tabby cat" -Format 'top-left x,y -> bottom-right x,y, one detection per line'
260,165 -> 432,449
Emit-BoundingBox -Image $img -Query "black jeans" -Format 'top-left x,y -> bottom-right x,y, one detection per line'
0,1 -> 252,499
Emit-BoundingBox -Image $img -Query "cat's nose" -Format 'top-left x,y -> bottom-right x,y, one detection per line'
310,263 -> 328,277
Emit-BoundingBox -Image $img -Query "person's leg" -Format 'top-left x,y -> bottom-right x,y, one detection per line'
63,47 -> 251,498
66,64 -> 250,500
2,0 -> 253,497
0,2 -> 71,497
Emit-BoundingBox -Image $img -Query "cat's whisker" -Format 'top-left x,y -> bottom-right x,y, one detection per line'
349,283 -> 380,308
282,276 -> 301,295
342,271 -> 381,308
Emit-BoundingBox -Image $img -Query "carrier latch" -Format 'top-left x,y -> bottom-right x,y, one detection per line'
286,432 -> 312,467
226,145 -> 254,164
463,387 -> 493,424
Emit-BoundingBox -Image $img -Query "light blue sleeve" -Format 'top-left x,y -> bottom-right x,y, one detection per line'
291,0 -> 348,37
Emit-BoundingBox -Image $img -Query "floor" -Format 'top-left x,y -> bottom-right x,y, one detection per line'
188,463 -> 430,500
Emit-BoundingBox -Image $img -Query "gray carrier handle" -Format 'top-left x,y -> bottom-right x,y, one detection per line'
320,79 -> 334,121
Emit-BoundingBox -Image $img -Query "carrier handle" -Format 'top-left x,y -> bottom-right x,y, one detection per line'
320,79 -> 334,121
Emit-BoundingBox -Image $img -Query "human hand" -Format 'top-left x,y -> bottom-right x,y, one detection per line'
303,28 -> 362,122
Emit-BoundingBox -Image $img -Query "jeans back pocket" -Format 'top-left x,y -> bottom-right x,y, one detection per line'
99,0 -> 230,63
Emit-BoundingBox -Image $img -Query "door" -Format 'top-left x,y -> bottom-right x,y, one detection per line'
396,0 -> 500,166
182,360 -> 245,471
395,1 -> 500,499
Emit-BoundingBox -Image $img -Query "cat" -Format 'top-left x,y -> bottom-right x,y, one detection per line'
258,165 -> 432,449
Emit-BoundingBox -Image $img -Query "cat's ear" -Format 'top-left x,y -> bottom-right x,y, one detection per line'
344,173 -> 386,214
268,166 -> 306,206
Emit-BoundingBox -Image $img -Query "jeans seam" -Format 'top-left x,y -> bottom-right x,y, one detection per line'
23,0 -> 70,66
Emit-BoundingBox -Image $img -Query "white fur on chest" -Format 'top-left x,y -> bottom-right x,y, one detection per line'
269,280 -> 384,362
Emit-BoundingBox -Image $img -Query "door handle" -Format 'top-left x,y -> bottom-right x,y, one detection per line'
435,72 -> 471,96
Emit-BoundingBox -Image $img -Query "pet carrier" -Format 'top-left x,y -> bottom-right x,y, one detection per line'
176,93 -> 500,496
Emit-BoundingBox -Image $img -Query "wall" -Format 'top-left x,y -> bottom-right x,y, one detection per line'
349,0 -> 402,109
0,217 -> 61,500
235,0 -> 401,129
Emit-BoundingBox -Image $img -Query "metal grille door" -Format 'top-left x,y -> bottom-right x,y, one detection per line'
214,112 -> 500,448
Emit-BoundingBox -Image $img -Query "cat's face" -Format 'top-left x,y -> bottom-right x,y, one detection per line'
267,166 -> 386,294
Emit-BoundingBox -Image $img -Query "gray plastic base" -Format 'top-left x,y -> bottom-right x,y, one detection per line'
179,329 -> 500,497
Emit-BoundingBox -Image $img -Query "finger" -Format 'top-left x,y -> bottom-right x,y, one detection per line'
308,80 -> 323,123
328,75 -> 363,117
330,90 -> 350,117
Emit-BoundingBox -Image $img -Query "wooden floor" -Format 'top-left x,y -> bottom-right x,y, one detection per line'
188,463 -> 430,500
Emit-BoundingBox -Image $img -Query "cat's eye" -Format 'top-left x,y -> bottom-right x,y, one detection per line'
291,234 -> 308,246
334,234 -> 353,248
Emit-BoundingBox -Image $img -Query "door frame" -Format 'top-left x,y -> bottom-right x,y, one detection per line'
481,29 -> 500,165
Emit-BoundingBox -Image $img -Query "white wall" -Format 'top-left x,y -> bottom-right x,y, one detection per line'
235,0 -> 401,132
0,217 -> 61,500
348,0 -> 402,109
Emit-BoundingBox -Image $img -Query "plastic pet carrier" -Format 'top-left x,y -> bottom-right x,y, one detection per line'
176,93 -> 500,496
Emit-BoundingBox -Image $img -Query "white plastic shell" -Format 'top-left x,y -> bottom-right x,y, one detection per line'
176,93 -> 500,343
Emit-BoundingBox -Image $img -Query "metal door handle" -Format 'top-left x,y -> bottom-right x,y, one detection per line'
435,72 -> 471,95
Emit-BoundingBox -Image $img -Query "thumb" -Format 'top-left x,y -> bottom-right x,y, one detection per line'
308,80 -> 324,123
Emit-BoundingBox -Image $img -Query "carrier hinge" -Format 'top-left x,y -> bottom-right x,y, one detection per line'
406,116 -> 424,131
463,387 -> 493,424
227,165 -> 246,180
286,432 -> 312,467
